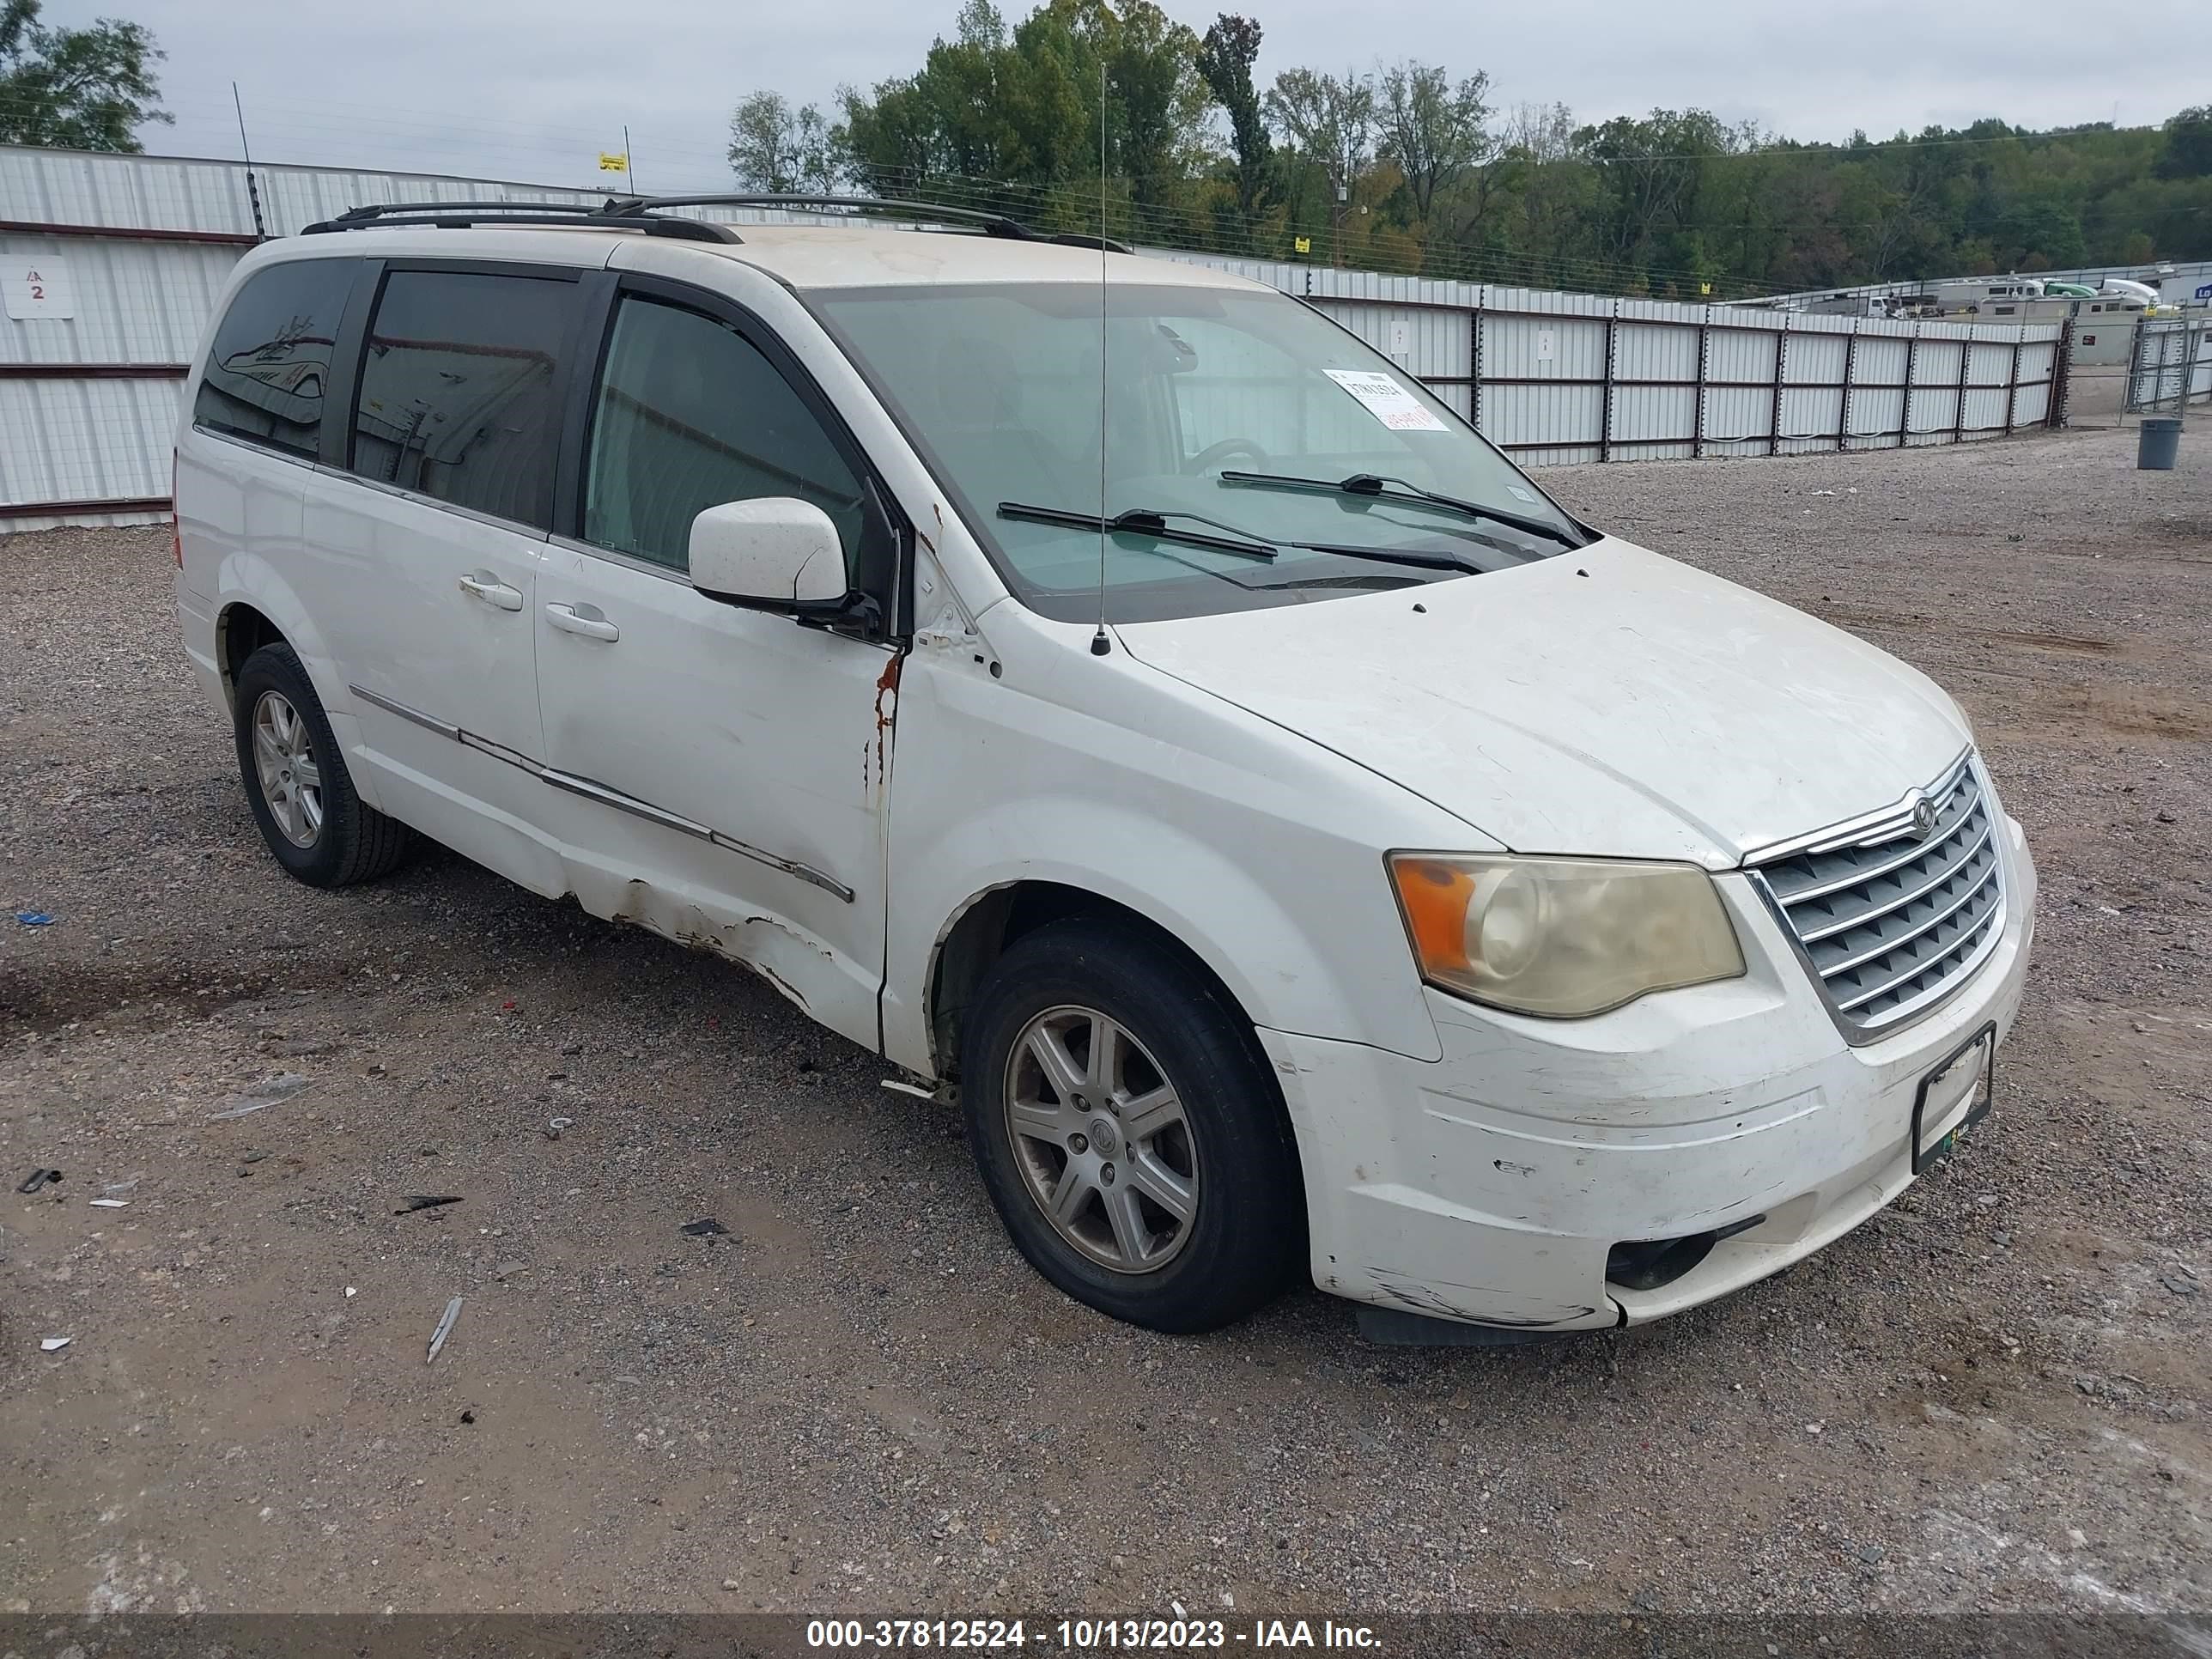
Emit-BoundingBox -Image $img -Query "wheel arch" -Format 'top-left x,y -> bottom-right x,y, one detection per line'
927,880 -> 1267,1090
210,556 -> 344,718
939,878 -> 1314,1324
216,599 -> 285,709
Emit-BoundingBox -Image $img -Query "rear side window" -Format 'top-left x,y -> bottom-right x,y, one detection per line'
350,270 -> 572,529
193,259 -> 355,459
580,295 -> 872,576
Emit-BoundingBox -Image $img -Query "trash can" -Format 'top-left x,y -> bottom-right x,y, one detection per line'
2137,416 -> 2182,471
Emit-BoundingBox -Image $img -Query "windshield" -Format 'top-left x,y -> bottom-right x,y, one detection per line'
809,282 -> 1583,623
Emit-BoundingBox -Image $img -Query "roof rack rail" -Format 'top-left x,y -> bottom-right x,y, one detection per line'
1046,232 -> 1138,254
297,194 -> 1138,255
300,200 -> 741,245
601,193 -> 1133,252
602,193 -> 1037,241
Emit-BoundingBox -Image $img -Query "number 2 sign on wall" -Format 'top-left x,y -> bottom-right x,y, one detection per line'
4,258 -> 76,320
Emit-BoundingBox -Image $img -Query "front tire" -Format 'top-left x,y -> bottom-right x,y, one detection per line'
961,917 -> 1304,1333
233,642 -> 411,888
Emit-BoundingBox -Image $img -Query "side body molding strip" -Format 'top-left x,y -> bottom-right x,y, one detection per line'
347,684 -> 854,903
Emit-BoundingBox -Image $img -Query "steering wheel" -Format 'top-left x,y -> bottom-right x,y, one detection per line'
1184,436 -> 1270,476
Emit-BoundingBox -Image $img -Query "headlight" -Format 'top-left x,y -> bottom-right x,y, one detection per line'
1388,853 -> 1746,1018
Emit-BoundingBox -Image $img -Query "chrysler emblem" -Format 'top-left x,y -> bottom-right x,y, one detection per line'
1911,796 -> 1936,836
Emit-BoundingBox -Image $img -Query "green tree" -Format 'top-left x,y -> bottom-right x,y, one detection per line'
2157,105 -> 2212,179
1376,60 -> 1490,225
1473,101 -> 1601,286
0,0 -> 169,152
1994,196 -> 2087,269
1577,109 -> 1747,273
1265,66 -> 1374,255
837,0 -> 1019,198
833,0 -> 1208,229
1195,13 -> 1270,229
760,0 -> 2212,296
728,90 -> 836,193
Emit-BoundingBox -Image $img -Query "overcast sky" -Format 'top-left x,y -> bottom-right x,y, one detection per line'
91,0 -> 2212,192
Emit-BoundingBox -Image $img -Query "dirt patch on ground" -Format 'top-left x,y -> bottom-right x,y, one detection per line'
2,422 -> 2207,1618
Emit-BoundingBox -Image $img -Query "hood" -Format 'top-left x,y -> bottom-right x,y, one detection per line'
1113,538 -> 1971,870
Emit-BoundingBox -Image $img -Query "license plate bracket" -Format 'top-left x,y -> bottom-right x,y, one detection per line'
1911,1020 -> 1996,1175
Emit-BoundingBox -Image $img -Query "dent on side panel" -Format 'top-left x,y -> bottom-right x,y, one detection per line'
568,865 -> 848,1030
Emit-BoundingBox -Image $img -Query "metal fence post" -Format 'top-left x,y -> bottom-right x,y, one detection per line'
2004,337 -> 2022,435
1693,319 -> 1709,459
1953,330 -> 1972,445
1840,322 -> 1859,452
1770,320 -> 1789,457
1902,325 -> 1921,445
2048,323 -> 2069,428
1601,306 -> 1619,463
1470,293 -> 1485,434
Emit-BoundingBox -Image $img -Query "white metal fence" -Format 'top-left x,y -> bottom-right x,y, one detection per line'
1152,255 -> 2060,467
3,143 -> 2064,533
2123,317 -> 2212,414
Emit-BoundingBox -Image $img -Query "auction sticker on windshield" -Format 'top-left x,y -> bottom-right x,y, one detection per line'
1323,368 -> 1447,431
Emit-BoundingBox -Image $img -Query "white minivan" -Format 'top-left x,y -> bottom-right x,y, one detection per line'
173,198 -> 2035,1340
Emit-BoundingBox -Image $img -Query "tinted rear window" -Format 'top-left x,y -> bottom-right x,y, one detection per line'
194,258 -> 356,459
349,270 -> 573,529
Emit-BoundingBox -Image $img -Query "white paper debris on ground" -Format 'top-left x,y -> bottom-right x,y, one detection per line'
40,1336 -> 72,1352
1322,368 -> 1447,432
344,1286 -> 358,1298
427,1296 -> 463,1364
89,1198 -> 130,1208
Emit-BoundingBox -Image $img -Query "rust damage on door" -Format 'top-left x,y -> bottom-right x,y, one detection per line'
868,652 -> 902,796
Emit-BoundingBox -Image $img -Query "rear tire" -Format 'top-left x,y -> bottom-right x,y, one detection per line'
960,917 -> 1304,1333
233,642 -> 411,888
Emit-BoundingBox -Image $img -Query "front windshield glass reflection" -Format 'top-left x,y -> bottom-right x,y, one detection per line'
811,282 -> 1579,622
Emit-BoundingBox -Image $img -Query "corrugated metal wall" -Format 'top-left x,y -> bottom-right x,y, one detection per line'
3,144 -> 2068,532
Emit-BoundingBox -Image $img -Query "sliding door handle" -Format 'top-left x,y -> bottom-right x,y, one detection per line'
545,602 -> 619,642
457,573 -> 524,611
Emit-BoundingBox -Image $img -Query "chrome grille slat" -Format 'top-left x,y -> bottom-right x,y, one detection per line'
1749,753 -> 2006,1039
1811,841 -> 1997,977
1834,891 -> 2003,1012
1794,814 -> 1996,945
1800,822 -> 1996,975
1762,771 -> 1978,904
1814,862 -> 2008,1008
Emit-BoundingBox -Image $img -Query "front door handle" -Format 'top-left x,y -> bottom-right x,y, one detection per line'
545,602 -> 619,642
457,572 -> 524,611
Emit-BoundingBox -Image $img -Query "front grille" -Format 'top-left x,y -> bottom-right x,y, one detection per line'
1749,754 -> 2006,1037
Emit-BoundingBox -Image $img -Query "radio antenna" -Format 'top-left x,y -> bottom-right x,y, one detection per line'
1090,58 -> 1111,658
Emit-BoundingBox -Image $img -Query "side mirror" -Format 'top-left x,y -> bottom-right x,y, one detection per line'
688,498 -> 847,610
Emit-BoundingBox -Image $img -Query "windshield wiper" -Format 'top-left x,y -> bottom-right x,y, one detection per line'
1000,500 -> 1487,576
1218,470 -> 1583,548
1294,541 -> 1480,574
998,501 -> 1275,562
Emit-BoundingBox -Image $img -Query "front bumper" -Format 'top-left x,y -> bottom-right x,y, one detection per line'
1260,815 -> 2037,1333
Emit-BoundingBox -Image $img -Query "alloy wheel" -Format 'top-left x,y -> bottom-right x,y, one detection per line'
251,690 -> 324,848
1002,1004 -> 1200,1273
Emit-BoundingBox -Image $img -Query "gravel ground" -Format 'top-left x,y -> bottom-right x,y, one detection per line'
2,422 -> 2206,1619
